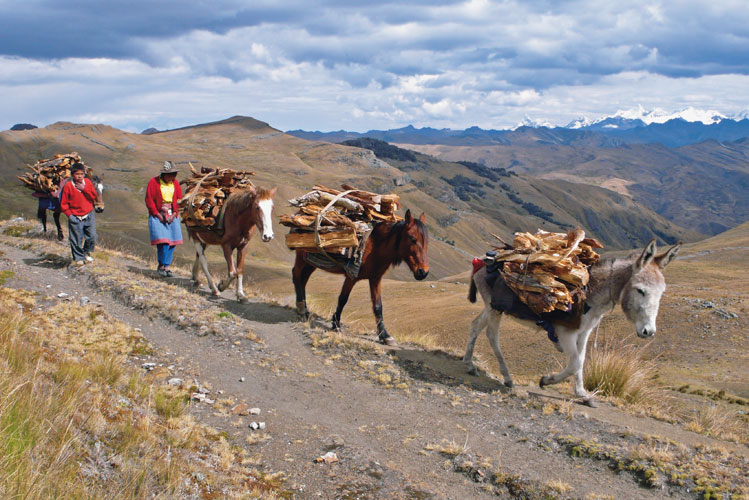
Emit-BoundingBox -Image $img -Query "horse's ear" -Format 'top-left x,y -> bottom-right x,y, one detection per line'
655,241 -> 681,269
269,186 -> 278,197
419,212 -> 426,223
404,209 -> 413,224
635,238 -> 657,272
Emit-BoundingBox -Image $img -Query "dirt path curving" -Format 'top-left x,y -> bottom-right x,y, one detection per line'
2,235 -> 745,499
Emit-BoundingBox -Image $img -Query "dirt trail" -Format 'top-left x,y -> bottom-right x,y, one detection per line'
2,236 -> 746,499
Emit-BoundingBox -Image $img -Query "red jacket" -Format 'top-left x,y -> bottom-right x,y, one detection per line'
60,178 -> 97,217
145,176 -> 182,216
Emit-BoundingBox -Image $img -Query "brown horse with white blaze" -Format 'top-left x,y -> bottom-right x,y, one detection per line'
188,186 -> 277,303
293,209 -> 429,345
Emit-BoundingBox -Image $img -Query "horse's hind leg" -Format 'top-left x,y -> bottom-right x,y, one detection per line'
37,205 -> 47,232
332,277 -> 356,331
195,241 -> 220,296
292,252 -> 315,320
486,310 -> 513,388
191,248 -> 202,286
217,244 -> 237,292
463,307 -> 489,375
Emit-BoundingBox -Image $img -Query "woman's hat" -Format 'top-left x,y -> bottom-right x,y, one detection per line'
160,161 -> 178,174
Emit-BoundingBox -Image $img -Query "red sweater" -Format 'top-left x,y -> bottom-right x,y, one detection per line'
60,179 -> 97,217
145,176 -> 183,216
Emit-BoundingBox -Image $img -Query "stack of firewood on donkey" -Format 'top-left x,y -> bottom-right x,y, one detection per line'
282,184 -> 429,346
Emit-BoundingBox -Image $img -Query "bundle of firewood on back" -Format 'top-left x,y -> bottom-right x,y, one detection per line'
281,184 -> 401,253
17,152 -> 84,194
488,228 -> 603,315
179,164 -> 255,229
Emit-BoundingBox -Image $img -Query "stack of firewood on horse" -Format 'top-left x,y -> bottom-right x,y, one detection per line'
179,163 -> 277,303
18,152 -> 105,240
465,227 -> 680,407
282,184 -> 429,346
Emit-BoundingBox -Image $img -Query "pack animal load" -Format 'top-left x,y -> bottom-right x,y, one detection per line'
17,152 -> 84,194
179,164 -> 255,229
487,228 -> 603,315
281,184 -> 401,253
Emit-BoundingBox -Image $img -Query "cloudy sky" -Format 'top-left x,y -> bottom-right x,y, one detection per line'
2,0 -> 748,132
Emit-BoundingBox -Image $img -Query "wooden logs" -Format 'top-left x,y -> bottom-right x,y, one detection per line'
488,228 -> 603,315
17,152 -> 84,194
179,164 -> 255,229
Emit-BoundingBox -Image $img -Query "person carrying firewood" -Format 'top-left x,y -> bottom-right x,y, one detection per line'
145,161 -> 183,277
60,162 -> 98,267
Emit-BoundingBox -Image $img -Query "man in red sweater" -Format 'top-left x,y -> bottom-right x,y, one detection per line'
60,163 -> 98,266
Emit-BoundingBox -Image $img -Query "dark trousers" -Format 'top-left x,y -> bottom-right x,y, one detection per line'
68,212 -> 96,261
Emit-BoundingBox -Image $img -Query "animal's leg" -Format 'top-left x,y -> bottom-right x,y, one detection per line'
539,331 -> 583,389
192,250 -> 202,285
485,310 -> 513,388
217,244 -> 237,292
463,307 -> 489,375
196,242 -> 220,296
292,253 -> 315,320
37,205 -> 47,232
234,244 -> 249,303
369,277 -> 395,346
53,210 -> 63,239
331,277 -> 356,331
572,324 -> 598,407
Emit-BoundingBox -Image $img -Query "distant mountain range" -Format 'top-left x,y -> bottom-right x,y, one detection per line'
287,107 -> 749,148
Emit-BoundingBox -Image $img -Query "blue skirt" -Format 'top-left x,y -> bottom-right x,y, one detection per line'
149,215 -> 183,246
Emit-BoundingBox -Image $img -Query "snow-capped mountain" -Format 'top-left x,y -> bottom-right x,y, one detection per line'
512,114 -> 554,130
567,105 -> 728,130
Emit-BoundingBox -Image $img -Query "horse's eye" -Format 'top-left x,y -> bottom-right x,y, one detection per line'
409,236 -> 417,244
636,288 -> 646,296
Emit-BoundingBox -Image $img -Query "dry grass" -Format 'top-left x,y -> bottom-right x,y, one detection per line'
685,404 -> 745,443
0,286 -> 283,499
584,336 -> 665,408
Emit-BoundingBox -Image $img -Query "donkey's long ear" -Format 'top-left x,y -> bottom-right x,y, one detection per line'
634,238 -> 657,272
404,209 -> 413,224
655,241 -> 681,269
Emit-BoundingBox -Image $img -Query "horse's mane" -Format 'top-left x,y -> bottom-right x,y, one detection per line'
373,218 -> 428,267
223,186 -> 271,217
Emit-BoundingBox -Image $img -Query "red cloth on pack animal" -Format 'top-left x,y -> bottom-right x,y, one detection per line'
60,178 -> 97,217
145,176 -> 182,217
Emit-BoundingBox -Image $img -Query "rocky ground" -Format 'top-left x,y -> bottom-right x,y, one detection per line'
1,223 -> 747,499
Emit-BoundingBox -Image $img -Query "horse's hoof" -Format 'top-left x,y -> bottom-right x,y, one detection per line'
211,290 -> 221,297
467,366 -> 479,377
583,398 -> 599,408
539,376 -> 549,388
296,311 -> 310,322
237,296 -> 249,304
379,336 -> 397,347
504,380 -> 514,389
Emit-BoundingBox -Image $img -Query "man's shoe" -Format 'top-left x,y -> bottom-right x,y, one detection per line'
73,260 -> 85,268
84,255 -> 94,263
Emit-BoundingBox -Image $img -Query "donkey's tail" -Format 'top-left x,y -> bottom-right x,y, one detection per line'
468,257 -> 485,303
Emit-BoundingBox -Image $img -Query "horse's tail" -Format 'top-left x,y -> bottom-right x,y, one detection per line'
468,258 -> 485,303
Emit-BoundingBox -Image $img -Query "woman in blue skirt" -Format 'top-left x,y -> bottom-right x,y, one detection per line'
145,162 -> 183,277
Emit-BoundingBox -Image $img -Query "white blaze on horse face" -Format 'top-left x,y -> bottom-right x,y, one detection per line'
621,265 -> 666,338
258,199 -> 274,242
97,182 -> 104,196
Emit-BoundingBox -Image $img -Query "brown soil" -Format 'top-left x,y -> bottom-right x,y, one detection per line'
2,234 -> 746,499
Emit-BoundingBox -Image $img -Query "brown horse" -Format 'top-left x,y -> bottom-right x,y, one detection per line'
188,186 -> 277,303
293,209 -> 429,345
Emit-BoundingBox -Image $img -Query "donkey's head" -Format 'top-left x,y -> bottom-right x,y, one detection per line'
620,239 -> 680,338
87,171 -> 105,213
396,209 -> 430,280
253,186 -> 277,242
